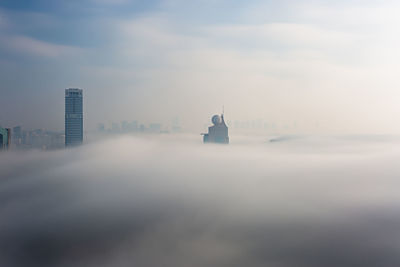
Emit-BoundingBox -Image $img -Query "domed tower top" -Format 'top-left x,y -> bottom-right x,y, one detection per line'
212,115 -> 222,125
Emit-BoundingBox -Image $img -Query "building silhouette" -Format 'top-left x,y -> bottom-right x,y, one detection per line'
202,114 -> 229,144
65,88 -> 83,147
0,127 -> 11,150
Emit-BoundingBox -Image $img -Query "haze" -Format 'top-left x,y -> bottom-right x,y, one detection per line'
1,0 -> 400,133
2,1 -> 400,266
2,135 -> 400,266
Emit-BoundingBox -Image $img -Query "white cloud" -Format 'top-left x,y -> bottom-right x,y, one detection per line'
0,34 -> 82,58
71,10 -> 400,134
205,23 -> 359,51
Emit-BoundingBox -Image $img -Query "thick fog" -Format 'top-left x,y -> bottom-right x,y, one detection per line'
1,135 -> 400,267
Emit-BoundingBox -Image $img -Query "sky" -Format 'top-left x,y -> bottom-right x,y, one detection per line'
2,134 -> 400,266
1,0 -> 400,133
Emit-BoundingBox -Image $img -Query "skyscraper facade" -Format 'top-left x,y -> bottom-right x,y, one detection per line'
65,88 -> 83,147
0,127 -> 11,150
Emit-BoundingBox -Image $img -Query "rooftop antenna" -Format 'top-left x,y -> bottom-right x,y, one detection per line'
222,105 -> 224,116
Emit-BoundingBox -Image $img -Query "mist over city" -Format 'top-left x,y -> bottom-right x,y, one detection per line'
2,0 -> 400,267
2,135 -> 400,267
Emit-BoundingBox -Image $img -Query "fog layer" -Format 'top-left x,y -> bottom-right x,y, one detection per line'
1,135 -> 400,267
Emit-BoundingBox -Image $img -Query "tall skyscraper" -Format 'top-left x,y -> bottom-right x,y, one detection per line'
65,88 -> 83,147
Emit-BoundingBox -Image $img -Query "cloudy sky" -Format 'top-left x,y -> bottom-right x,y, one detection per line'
1,0 -> 400,133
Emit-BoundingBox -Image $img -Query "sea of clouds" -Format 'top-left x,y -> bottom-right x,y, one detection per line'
1,134 -> 400,267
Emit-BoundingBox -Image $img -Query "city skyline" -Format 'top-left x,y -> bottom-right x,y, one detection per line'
1,1 -> 400,133
2,1 -> 400,267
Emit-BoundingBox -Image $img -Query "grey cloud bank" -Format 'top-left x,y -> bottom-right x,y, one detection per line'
1,135 -> 400,267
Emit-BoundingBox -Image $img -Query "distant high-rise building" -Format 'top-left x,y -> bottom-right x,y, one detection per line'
97,123 -> 105,133
129,121 -> 138,132
149,123 -> 162,133
111,122 -> 120,133
0,127 -> 11,150
171,117 -> 181,133
12,126 -> 22,145
13,126 -> 21,139
202,114 -> 229,144
65,88 -> 83,147
121,121 -> 129,133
